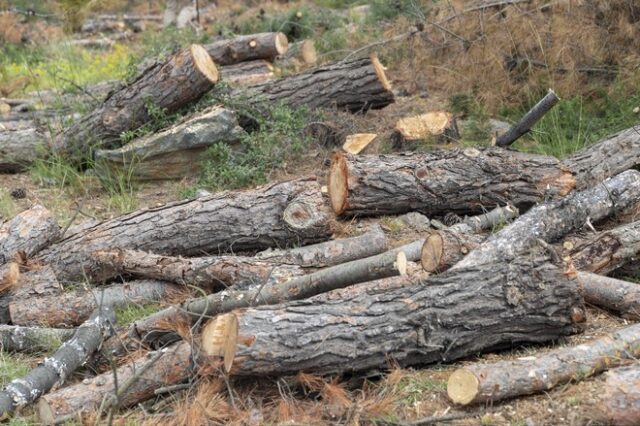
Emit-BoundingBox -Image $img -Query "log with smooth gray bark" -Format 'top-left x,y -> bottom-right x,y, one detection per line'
602,365 -> 640,426
224,256 -> 584,376
94,106 -> 245,180
205,32 -> 288,65
0,325 -> 74,353
0,205 -> 60,264
453,170 -> 640,269
37,178 -> 333,283
495,89 -> 559,147
0,128 -> 47,172
577,272 -> 640,320
0,306 -> 115,419
447,322 -> 640,406
53,44 -> 219,160
9,280 -> 181,328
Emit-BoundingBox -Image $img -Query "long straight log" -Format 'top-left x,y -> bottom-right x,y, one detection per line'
205,32 -> 288,65
38,341 -> 193,425
9,280 -> 181,328
37,177 -> 333,283
447,322 -> 640,406
0,128 -> 47,172
495,89 -> 559,147
577,272 -> 640,320
0,325 -> 74,353
454,170 -> 640,269
0,205 -> 60,264
53,44 -> 220,160
602,365 -> 640,426
226,256 -> 583,376
0,306 -> 115,419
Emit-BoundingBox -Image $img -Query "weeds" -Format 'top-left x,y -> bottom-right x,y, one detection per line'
0,190 -> 17,219
115,304 -> 160,325
0,352 -> 32,387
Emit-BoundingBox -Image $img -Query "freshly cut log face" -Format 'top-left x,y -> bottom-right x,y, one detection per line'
202,313 -> 238,372
53,44 -> 220,159
94,106 -> 245,180
342,133 -> 377,154
392,112 -> 459,147
421,231 -> 484,273
205,32 -> 288,65
37,177 -> 333,283
328,148 -> 575,217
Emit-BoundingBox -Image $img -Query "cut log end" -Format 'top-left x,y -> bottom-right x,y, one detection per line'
343,133 -> 377,155
190,44 -> 219,83
396,251 -> 408,276
299,40 -> 317,64
447,368 -> 480,405
275,32 -> 289,56
421,234 -> 443,273
202,313 -> 238,373
328,152 -> 349,215
370,54 -> 392,91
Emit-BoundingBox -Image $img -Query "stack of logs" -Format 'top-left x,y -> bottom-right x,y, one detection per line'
0,123 -> 639,423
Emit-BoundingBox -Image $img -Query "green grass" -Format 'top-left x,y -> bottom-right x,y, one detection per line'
0,352 -> 33,387
0,190 -> 18,219
393,374 -> 447,405
115,304 -> 161,325
380,216 -> 404,235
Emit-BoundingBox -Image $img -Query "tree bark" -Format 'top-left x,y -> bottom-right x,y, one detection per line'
37,177 -> 333,283
205,32 -> 288,65
451,204 -> 519,234
37,341 -> 193,425
328,148 -> 575,217
94,106 -> 245,181
602,365 -> 640,426
245,55 -> 394,113
9,280 -> 181,328
576,272 -> 640,320
53,44 -> 220,160
0,205 -> 60,264
421,231 -> 484,273
0,325 -> 74,353
0,265 -> 62,323
221,60 -> 275,86
0,306 -> 115,419
447,322 -> 640,406
391,112 -> 460,148
226,257 -> 584,376
495,89 -> 559,147
454,170 -> 640,269
0,128 -> 48,172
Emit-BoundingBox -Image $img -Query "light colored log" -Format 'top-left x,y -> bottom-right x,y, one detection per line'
342,133 -> 377,154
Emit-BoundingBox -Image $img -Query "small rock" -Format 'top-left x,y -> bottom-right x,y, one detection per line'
398,212 -> 430,231
195,189 -> 212,198
10,188 -> 26,199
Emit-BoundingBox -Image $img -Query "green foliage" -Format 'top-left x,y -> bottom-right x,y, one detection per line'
134,26 -> 209,62
393,374 -> 447,404
369,0 -> 426,22
120,97 -> 177,144
197,103 -> 310,191
56,0 -> 91,33
30,154 -> 85,193
0,352 -> 32,387
115,304 -> 160,325
450,92 -> 493,146
0,190 -> 17,219
380,216 -> 404,235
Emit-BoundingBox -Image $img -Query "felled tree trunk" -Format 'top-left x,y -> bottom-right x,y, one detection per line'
447,322 -> 640,406
450,204 -> 519,234
563,220 -> 640,275
226,257 -> 583,376
0,325 -> 74,353
495,89 -> 559,147
577,272 -> 640,320
0,306 -> 115,419
602,365 -> 640,426
391,112 -> 460,148
421,231 -> 484,273
0,265 -> 62,324
328,148 -> 575,217
53,44 -> 220,160
205,32 -> 288,65
221,60 -> 275,86
94,106 -> 245,180
0,205 -> 60,264
245,55 -> 394,113
38,341 -> 193,425
9,280 -> 181,328
0,128 -> 47,172
37,178 -> 333,283
454,170 -> 640,269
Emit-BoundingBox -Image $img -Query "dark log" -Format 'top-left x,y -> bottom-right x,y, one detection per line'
225,256 -> 583,376
447,322 -> 640,406
391,112 -> 460,148
0,205 -> 60,264
37,178 -> 333,283
0,306 -> 115,419
602,365 -> 640,426
328,148 -> 575,217
221,60 -> 275,86
94,106 -> 245,180
38,341 -> 193,425
9,280 -> 181,328
454,170 -> 640,269
577,272 -> 640,320
53,44 -> 220,160
0,325 -> 74,353
245,55 -> 394,113
205,32 -> 288,66
0,129 -> 48,172
495,89 -> 559,147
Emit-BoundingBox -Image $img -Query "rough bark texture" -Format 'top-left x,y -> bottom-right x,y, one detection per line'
0,265 -> 62,323
495,89 -> 559,147
602,365 -> 640,426
221,60 -> 275,86
37,177 -> 333,283
0,128 -> 47,172
94,106 -> 245,180
245,55 -> 394,113
38,341 -> 193,425
0,306 -> 115,419
577,272 -> 640,320
454,170 -> 640,269
9,280 -> 180,328
254,224 -> 388,267
227,257 -> 584,376
0,325 -> 74,353
0,205 -> 60,264
448,204 -> 519,234
421,230 -> 484,273
447,322 -> 640,406
563,220 -> 640,275
53,44 -> 219,159
205,32 -> 288,65
328,148 -> 575,217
